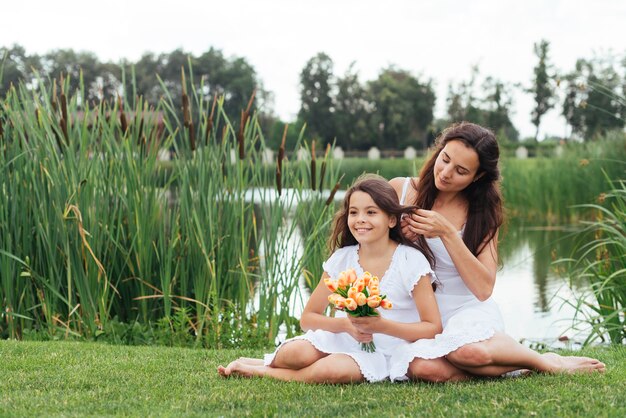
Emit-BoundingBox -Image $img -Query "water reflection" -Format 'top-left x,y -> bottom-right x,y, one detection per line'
496,219 -> 590,343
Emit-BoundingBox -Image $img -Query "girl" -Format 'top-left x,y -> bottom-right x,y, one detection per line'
217,175 -> 442,383
385,121 -> 605,382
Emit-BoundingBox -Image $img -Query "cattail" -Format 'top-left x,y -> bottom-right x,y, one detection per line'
137,114 -> 145,146
188,121 -> 196,151
237,90 -> 257,160
237,110 -> 245,159
205,93 -> 217,144
325,174 -> 345,206
310,140 -> 316,191
51,80 -> 58,114
118,95 -> 128,135
319,143 -> 330,191
59,77 -> 69,143
180,68 -> 195,151
276,124 -> 288,196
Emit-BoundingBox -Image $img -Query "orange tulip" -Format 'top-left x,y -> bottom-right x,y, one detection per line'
355,292 -> 367,306
369,276 -> 380,288
332,295 -> 346,309
346,268 -> 357,284
369,286 -> 380,296
337,271 -> 349,288
380,299 -> 393,309
324,278 -> 338,292
344,298 -> 357,311
348,286 -> 359,300
354,278 -> 366,292
367,295 -> 381,308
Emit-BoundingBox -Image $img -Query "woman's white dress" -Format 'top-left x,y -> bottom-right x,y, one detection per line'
388,177 -> 505,381
263,243 -> 436,383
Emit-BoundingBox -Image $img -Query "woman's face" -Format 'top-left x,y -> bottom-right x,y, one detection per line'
433,139 -> 481,193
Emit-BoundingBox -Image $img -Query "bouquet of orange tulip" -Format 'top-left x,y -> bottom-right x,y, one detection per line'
324,268 -> 392,353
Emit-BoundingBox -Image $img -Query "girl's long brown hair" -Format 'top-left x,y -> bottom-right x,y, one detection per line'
413,122 -> 503,257
328,174 -> 435,268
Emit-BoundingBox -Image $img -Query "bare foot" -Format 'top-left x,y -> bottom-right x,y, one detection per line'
217,360 -> 264,378
542,352 -> 606,374
236,357 -> 264,366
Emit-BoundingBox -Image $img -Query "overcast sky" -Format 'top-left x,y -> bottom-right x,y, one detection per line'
2,0 -> 625,139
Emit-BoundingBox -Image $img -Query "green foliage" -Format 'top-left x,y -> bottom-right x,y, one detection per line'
299,52 -> 336,145
500,135 -> 626,222
445,66 -> 519,141
0,67 -> 340,347
1,341 -> 625,416
530,39 -> 557,140
368,67 -> 435,150
561,55 -> 626,140
558,175 -> 626,345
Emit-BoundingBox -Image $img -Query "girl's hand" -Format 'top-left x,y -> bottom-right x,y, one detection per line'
348,315 -> 383,334
344,318 -> 373,343
405,209 -> 455,239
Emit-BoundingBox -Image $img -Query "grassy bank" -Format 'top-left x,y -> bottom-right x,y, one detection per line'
0,340 -> 624,417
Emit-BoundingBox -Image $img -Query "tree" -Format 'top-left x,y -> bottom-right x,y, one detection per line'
298,52 -> 336,145
368,68 -> 435,150
482,77 -> 519,141
446,65 -> 484,125
333,63 -> 373,150
562,56 -> 625,140
530,39 -> 556,140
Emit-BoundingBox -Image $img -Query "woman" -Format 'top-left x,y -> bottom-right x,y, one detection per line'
383,121 -> 605,382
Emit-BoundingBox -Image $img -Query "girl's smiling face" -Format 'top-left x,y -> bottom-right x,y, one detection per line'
347,191 -> 396,245
434,139 -> 482,192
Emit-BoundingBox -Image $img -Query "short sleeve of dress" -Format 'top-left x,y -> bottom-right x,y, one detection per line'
398,246 -> 436,296
321,246 -> 356,279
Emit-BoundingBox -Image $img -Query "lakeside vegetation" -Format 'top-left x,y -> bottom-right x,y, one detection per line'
1,340 -> 624,417
1,62 -> 624,348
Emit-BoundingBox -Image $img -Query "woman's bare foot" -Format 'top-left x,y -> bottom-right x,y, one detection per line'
542,352 -> 606,374
217,360 -> 264,378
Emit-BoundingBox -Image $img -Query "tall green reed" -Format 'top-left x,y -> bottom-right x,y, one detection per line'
556,173 -> 626,345
0,66 -> 341,347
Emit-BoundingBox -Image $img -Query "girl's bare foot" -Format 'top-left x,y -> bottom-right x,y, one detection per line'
236,357 -> 264,366
542,352 -> 606,374
217,360 -> 264,378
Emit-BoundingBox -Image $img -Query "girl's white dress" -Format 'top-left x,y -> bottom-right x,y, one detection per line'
263,243 -> 436,383
388,177 -> 505,381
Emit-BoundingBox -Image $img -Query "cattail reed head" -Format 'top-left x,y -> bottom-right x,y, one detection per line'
205,93 -> 217,145
319,143 -> 330,191
52,80 -> 58,113
237,110 -> 245,159
276,124 -> 288,196
310,140 -> 316,191
325,174 -> 345,206
181,68 -> 191,128
118,95 -> 128,135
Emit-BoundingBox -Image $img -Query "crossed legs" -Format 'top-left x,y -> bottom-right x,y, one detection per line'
217,340 -> 365,384
408,332 -> 606,382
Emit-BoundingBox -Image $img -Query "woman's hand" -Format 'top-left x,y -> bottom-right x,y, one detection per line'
403,209 -> 456,239
401,212 -> 419,241
348,315 -> 384,334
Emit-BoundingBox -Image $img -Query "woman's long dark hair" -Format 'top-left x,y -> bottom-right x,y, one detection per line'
329,174 -> 435,268
413,121 -> 503,257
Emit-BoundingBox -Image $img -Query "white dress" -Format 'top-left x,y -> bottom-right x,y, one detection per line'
263,243 -> 435,383
388,177 -> 505,381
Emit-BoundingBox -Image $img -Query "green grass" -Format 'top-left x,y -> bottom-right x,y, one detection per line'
1,340 -> 624,417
